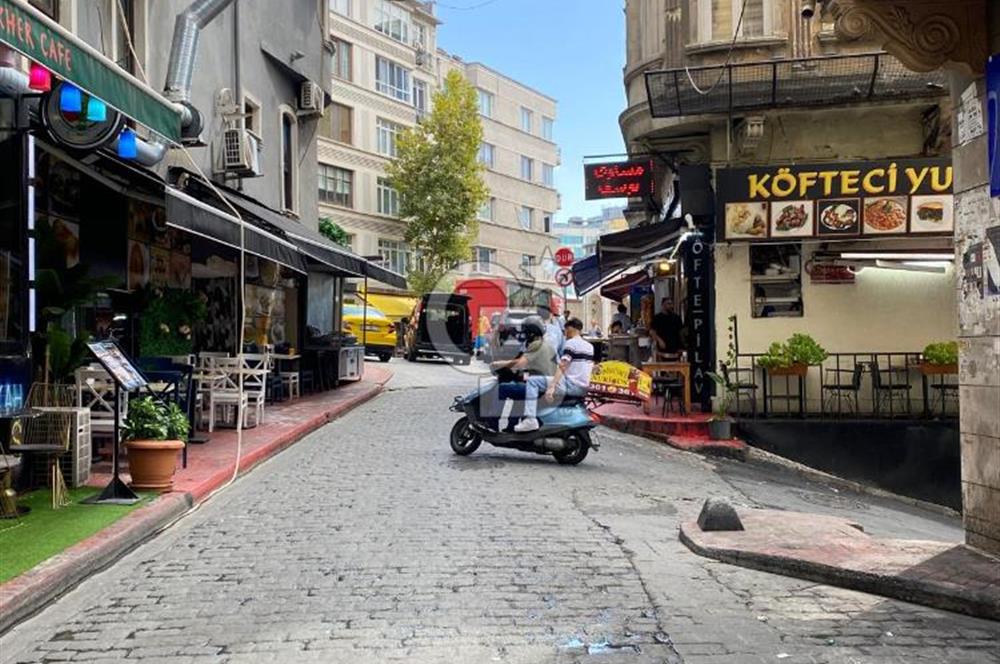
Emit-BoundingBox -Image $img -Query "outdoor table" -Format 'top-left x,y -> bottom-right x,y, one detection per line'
641,362 -> 691,415
919,363 -> 958,418
763,367 -> 807,418
271,353 -> 302,401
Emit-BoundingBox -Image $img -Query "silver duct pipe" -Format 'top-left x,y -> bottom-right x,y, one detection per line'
0,46 -> 31,97
164,0 -> 235,132
111,134 -> 169,167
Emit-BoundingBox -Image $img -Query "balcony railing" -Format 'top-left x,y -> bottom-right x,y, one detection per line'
727,351 -> 958,420
644,52 -> 948,119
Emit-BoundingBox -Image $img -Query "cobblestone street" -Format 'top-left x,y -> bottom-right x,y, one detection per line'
2,362 -> 997,663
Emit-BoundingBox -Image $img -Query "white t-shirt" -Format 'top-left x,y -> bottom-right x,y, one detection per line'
560,336 -> 594,391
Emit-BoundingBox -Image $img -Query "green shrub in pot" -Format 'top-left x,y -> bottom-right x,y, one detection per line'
757,333 -> 828,369
123,397 -> 188,492
922,341 -> 958,366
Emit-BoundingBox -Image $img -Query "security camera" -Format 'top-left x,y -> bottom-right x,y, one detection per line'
801,0 -> 816,19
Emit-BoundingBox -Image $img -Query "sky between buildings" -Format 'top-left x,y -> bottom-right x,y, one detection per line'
435,0 -> 628,223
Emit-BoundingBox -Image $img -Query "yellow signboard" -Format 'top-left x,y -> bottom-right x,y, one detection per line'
588,361 -> 652,402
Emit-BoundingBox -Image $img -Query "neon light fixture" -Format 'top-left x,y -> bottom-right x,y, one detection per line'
59,83 -> 82,113
118,128 -> 137,159
85,96 -> 107,122
28,63 -> 51,92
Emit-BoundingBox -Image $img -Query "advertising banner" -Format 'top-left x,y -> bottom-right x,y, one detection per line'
716,158 -> 953,242
588,361 -> 652,402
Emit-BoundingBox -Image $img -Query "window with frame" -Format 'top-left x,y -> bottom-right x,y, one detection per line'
542,163 -> 555,187
376,57 -> 411,102
749,244 -> 803,318
542,116 -> 554,141
519,206 -> 533,231
520,254 -> 536,273
696,0 -> 767,42
520,107 -> 533,133
280,112 -> 297,213
477,89 -> 494,117
318,164 -> 353,207
473,247 -> 496,274
377,177 -> 400,217
478,197 -> 495,221
376,118 -> 404,157
478,143 -> 495,168
413,79 -> 428,114
332,38 -> 352,81
543,213 -> 552,233
414,22 -> 427,49
28,0 -> 58,19
329,0 -> 350,17
243,96 -> 261,138
378,238 -> 412,275
520,156 -> 534,181
321,102 -> 352,144
373,0 -> 410,43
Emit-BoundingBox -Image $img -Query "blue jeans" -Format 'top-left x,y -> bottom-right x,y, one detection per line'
524,377 -> 587,418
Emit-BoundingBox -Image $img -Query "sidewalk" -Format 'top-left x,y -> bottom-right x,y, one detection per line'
680,507 -> 1000,621
594,401 -> 749,459
0,365 -> 392,634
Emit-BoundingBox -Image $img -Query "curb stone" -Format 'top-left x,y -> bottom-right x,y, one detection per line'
0,371 -> 389,635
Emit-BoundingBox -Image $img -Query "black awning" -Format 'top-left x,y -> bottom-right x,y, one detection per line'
215,189 -> 408,290
165,188 -> 307,273
571,254 -> 603,296
598,218 -> 685,274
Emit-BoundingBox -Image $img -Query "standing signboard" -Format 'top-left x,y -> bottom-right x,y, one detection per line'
684,235 -> 713,411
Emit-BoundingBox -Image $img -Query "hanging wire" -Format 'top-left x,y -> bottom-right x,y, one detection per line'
684,0 -> 751,96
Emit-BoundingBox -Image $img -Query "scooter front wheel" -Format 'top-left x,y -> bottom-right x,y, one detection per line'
450,417 -> 482,456
554,431 -> 591,466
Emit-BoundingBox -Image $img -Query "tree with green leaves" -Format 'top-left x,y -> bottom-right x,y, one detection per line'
318,218 -> 352,248
385,69 -> 488,295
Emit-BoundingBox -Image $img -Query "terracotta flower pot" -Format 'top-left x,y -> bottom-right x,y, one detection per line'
125,439 -> 185,492
767,363 -> 809,377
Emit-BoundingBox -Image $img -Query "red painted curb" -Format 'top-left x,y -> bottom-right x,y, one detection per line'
0,368 -> 391,634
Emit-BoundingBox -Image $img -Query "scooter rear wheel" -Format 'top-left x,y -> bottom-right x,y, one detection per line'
450,417 -> 482,456
554,431 -> 591,466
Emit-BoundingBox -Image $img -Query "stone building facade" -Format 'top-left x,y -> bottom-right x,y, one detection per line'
320,0 -> 560,293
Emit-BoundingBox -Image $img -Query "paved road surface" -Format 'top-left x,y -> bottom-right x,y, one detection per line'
2,360 -> 997,663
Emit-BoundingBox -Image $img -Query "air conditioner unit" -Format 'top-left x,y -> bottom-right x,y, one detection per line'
219,128 -> 262,177
299,81 -> 323,115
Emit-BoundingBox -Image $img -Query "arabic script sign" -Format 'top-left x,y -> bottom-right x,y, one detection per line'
585,159 -> 654,200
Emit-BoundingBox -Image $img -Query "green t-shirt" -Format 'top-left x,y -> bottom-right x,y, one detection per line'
522,339 -> 557,376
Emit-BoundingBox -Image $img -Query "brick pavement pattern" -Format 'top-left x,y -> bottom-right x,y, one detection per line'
2,362 -> 998,663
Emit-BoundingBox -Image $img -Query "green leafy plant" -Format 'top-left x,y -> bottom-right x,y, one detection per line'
923,341 -> 958,366
123,397 -> 189,442
137,286 -> 207,357
385,70 -> 488,295
706,371 -> 732,420
757,333 -> 828,369
318,218 -> 351,247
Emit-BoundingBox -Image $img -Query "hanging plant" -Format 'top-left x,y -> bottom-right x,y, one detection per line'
137,286 -> 207,357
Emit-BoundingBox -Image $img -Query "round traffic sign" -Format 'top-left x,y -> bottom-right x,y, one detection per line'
554,247 -> 575,267
555,268 -> 574,288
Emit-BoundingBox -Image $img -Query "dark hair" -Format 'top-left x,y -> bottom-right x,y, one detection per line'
610,320 -> 623,331
617,304 -> 627,313
566,318 -> 584,331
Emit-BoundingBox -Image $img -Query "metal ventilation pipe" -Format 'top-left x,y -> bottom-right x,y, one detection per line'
163,0 -> 235,136
0,46 -> 32,97
111,134 -> 169,167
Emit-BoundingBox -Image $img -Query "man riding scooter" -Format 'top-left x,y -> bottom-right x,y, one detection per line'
515,318 -> 594,432
490,316 -> 556,425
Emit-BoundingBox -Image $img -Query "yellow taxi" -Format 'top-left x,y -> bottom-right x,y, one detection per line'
342,305 -> 397,362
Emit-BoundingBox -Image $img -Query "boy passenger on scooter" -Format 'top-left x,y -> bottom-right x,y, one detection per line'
489,317 -> 556,426
513,318 -> 594,433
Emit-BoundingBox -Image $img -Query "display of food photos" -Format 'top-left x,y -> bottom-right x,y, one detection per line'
770,201 -> 814,238
725,202 -> 768,239
910,195 -> 954,233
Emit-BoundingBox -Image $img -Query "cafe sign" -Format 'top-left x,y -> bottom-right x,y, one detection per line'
716,158 -> 953,242
0,0 -> 181,142
585,159 -> 654,200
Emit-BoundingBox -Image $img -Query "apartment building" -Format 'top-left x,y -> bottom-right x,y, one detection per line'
321,0 -> 560,293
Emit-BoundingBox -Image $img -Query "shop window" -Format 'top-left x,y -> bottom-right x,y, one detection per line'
749,244 -> 803,318
321,102 -> 352,145
332,38 -> 352,81
318,164 -> 352,207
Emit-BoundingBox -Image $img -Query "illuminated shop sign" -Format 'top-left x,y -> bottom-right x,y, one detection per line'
584,160 -> 654,200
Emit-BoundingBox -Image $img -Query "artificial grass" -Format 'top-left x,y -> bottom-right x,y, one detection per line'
0,487 -> 152,584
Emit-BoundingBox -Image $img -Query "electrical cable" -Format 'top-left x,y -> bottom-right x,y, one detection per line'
684,0 -> 751,96
114,0 -> 247,511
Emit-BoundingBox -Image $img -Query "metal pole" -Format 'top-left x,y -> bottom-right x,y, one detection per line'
362,274 -> 368,348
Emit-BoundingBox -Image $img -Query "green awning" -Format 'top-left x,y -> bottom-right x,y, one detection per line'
0,0 -> 181,143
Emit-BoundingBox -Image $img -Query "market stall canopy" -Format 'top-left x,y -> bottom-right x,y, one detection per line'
0,0 -> 182,142
165,188 -> 307,273
644,52 -> 947,120
571,217 -> 685,296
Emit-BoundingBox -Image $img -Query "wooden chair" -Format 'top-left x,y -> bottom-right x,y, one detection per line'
75,367 -> 126,444
241,354 -> 269,427
202,357 -> 247,432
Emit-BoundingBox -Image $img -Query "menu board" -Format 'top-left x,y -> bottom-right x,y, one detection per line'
87,341 -> 147,391
716,158 -> 953,242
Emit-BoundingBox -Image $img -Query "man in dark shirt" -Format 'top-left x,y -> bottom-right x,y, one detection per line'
650,297 -> 684,356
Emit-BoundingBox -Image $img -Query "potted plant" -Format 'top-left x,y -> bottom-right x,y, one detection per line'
706,371 -> 734,440
920,341 -> 959,375
757,333 -> 828,376
123,397 -> 188,492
